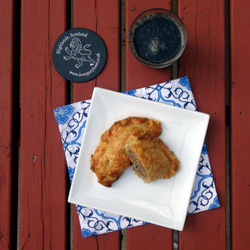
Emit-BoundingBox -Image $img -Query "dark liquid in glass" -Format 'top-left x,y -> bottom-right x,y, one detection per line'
133,15 -> 182,63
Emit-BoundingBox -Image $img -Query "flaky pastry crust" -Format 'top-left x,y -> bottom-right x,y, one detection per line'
90,117 -> 162,187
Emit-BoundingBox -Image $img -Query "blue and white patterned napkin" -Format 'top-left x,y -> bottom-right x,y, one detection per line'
54,76 -> 220,237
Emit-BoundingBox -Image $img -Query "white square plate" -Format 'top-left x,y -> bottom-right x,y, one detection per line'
68,87 -> 210,231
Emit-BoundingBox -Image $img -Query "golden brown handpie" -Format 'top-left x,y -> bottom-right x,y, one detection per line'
90,117 -> 162,187
125,133 -> 179,183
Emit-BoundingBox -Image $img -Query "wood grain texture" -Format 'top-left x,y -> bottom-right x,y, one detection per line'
0,0 -> 19,249
125,1 -> 173,250
73,0 -> 121,102
230,0 -> 250,248
127,224 -> 173,250
19,0 -> 69,249
178,0 -> 226,249
72,0 -> 121,249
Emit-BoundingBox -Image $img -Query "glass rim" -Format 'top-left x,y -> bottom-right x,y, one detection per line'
128,8 -> 187,68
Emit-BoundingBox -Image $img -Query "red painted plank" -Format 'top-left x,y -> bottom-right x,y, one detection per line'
125,1 -> 173,250
19,0 -> 69,249
230,0 -> 250,249
73,0 -> 121,101
178,0 -> 226,249
127,224 -> 173,250
0,1 -> 19,249
72,0 -> 121,248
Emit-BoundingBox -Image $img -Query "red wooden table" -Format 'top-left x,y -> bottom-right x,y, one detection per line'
1,0 -> 249,249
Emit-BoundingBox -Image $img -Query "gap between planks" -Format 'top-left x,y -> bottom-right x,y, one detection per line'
225,0 -> 231,249
121,0 -> 127,249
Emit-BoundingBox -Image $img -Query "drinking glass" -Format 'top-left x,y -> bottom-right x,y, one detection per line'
128,8 -> 187,68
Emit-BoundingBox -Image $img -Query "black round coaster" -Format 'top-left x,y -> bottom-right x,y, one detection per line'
52,28 -> 107,82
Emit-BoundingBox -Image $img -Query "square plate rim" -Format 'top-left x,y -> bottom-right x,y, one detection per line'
68,87 -> 210,231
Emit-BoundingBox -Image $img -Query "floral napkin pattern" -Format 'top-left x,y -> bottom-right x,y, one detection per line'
54,76 -> 220,237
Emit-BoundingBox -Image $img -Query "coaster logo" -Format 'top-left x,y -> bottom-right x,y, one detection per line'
52,28 -> 106,82
63,37 -> 97,69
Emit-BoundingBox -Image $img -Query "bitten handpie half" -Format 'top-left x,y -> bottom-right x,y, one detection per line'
125,133 -> 179,183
